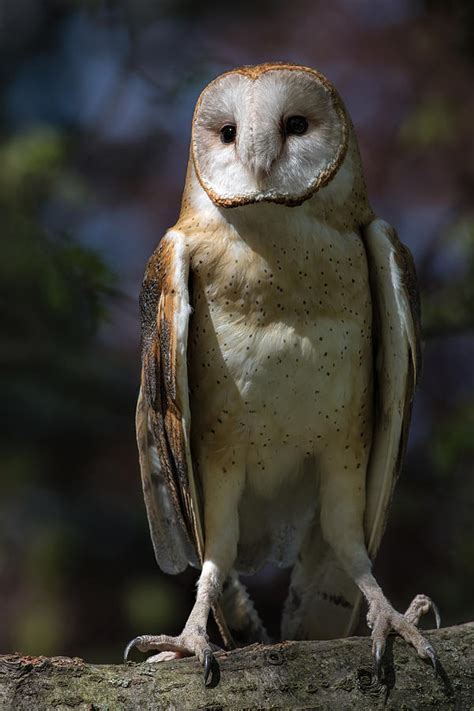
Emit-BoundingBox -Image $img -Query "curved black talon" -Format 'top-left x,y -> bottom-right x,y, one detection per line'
432,602 -> 441,630
426,645 -> 438,672
203,649 -> 213,685
374,642 -> 384,678
124,636 -> 142,663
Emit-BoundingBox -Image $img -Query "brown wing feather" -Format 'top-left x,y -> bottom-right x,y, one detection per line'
395,239 -> 422,377
136,385 -> 196,574
137,231 -> 234,648
138,237 -> 199,566
363,219 -> 422,559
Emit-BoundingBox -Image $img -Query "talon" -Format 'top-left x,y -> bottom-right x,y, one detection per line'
431,601 -> 441,630
374,641 -> 384,677
124,636 -> 142,663
203,649 -> 213,685
425,645 -> 438,672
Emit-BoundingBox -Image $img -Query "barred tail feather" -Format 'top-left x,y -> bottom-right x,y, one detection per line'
282,535 -> 361,641
221,571 -> 271,645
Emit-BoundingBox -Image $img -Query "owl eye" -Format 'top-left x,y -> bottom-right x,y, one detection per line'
285,115 -> 308,136
220,124 -> 237,144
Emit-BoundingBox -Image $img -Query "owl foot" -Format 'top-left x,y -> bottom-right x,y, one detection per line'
404,593 -> 441,629
124,628 -> 220,684
367,593 -> 440,677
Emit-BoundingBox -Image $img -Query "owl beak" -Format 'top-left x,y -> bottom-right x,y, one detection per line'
238,124 -> 280,189
247,153 -> 278,188
252,162 -> 272,187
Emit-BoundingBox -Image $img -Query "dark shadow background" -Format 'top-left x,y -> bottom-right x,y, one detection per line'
0,0 -> 473,662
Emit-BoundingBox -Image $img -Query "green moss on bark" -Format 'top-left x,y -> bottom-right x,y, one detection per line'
0,623 -> 472,710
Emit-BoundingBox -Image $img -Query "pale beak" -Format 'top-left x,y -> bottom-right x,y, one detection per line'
250,161 -> 272,187
237,122 -> 281,188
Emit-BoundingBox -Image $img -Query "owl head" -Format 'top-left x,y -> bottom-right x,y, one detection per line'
190,63 -> 352,209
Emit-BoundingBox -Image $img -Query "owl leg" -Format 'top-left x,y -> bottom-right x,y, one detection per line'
319,458 -> 439,675
125,455 -> 244,684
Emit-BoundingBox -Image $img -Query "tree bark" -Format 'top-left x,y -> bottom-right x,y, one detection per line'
0,623 -> 472,710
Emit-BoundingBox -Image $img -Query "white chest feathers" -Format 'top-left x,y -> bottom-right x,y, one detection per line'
187,215 -> 373,467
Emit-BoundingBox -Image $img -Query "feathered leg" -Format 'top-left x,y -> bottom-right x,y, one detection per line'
125,452 -> 244,683
318,452 -> 439,674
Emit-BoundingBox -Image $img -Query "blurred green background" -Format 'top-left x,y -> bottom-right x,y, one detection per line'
0,0 -> 473,662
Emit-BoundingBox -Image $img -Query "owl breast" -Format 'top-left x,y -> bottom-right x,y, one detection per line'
186,215 -> 373,571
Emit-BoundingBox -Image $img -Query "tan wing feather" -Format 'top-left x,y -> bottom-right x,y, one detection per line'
137,230 -> 233,648
363,219 -> 421,553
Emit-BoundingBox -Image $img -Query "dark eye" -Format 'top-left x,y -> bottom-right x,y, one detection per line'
220,124 -> 236,144
285,115 -> 308,136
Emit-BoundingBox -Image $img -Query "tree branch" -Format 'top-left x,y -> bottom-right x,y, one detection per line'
0,623 -> 471,710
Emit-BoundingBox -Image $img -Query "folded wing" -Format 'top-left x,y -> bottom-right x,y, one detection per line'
136,230 -> 233,647
136,231 -> 201,574
363,218 -> 422,557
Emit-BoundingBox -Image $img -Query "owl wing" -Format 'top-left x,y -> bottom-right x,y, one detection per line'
362,218 -> 421,558
136,231 -> 202,575
136,230 -> 233,648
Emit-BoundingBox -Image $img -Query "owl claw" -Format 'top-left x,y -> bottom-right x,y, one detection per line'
123,630 -> 216,683
124,636 -> 143,662
373,640 -> 384,677
368,593 -> 439,674
432,601 -> 441,630
404,594 -> 440,629
425,645 -> 438,672
203,649 -> 213,685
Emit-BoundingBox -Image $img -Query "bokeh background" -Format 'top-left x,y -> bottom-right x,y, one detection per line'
1,0 -> 473,663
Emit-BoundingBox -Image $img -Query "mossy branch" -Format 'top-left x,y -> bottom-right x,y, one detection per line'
0,623 -> 472,710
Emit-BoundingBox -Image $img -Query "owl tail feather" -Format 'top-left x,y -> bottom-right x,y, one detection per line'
282,537 -> 363,641
220,571 -> 271,646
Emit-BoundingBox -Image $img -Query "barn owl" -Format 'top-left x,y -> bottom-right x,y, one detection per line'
125,63 -> 439,682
